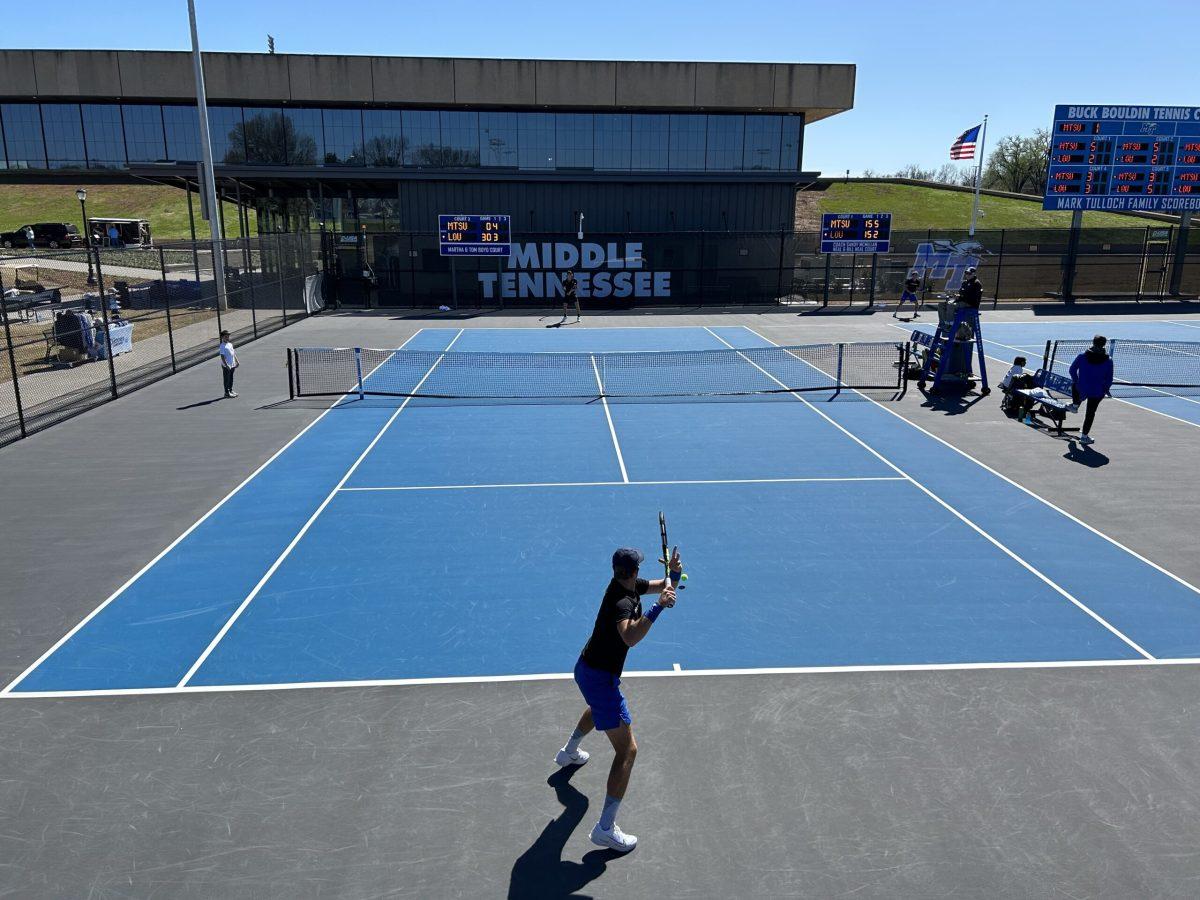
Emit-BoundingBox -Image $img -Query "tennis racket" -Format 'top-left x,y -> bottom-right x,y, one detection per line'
659,511 -> 684,593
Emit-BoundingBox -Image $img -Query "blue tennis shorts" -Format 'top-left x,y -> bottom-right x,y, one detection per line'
901,290 -> 919,303
574,658 -> 631,731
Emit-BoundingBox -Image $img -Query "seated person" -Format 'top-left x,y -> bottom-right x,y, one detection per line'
1000,355 -> 1036,418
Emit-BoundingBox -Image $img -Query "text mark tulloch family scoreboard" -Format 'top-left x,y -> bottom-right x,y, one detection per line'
438,214 -> 512,256
1044,105 -> 1200,212
820,213 -> 892,254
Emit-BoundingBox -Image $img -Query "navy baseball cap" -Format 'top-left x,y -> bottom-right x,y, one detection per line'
612,547 -> 644,575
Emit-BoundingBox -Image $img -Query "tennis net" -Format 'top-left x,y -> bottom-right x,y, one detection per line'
288,342 -> 910,400
1047,339 -> 1200,397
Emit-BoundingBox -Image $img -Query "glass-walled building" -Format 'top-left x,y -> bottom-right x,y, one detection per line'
0,50 -> 855,233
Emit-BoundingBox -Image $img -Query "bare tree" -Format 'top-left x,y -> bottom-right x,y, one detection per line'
982,130 -> 1051,194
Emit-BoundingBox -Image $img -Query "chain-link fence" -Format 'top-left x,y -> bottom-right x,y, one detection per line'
0,233 -> 322,448
325,225 -> 1199,309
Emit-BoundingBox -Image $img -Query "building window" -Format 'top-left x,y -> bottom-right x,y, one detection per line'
439,111 -> 480,167
594,114 -> 631,171
669,115 -> 707,171
556,113 -> 593,169
322,109 -> 363,166
123,105 -> 166,163
240,107 -> 287,165
742,115 -> 782,170
282,108 -> 323,166
781,115 -> 802,171
0,103 -> 46,169
362,109 -> 404,166
42,104 -> 86,169
163,105 -> 200,161
479,112 -> 517,168
631,114 -> 668,171
207,107 -> 246,164
82,104 -> 127,169
402,110 -> 441,166
705,115 -> 745,171
518,113 -> 556,170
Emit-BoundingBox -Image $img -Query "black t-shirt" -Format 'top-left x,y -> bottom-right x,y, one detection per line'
958,278 -> 983,308
565,276 -> 578,299
580,577 -> 650,675
904,276 -> 920,292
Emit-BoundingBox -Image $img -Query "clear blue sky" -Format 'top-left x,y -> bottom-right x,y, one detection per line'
4,0 -> 1197,176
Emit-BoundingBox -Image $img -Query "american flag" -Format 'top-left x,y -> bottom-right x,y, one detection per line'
950,124 -> 981,160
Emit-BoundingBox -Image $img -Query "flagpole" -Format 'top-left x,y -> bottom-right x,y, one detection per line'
969,114 -> 988,237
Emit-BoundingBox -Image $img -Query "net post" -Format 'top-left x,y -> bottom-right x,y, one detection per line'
898,342 -> 910,399
1042,339 -> 1051,373
287,348 -> 295,400
0,280 -> 28,439
354,347 -> 365,400
835,343 -> 845,391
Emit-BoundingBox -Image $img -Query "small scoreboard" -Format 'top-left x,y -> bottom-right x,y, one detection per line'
438,214 -> 511,256
1044,105 -> 1200,212
820,213 -> 892,254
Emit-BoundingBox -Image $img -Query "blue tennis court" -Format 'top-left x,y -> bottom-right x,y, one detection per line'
893,318 -> 1200,427
8,324 -> 1200,696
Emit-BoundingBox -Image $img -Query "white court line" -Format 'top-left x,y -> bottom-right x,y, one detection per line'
338,476 -> 906,492
708,325 -> 1154,660
175,329 -> 465,688
7,655 -> 1200,700
887,323 -> 1200,426
763,323 -> 1200,603
1169,320 -> 1200,331
590,354 -> 629,482
0,328 -> 430,696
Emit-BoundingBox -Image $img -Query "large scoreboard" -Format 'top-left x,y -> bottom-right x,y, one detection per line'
438,214 -> 511,256
1045,105 -> 1200,212
820,213 -> 892,253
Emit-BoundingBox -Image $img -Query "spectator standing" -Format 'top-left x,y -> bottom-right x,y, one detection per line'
107,224 -> 121,249
24,226 -> 34,250
1068,335 -> 1114,445
219,330 -> 239,398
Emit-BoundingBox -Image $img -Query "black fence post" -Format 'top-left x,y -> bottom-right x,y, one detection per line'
1,275 -> 28,439
776,227 -> 787,304
823,253 -> 831,307
244,236 -> 258,339
93,247 -> 119,399
158,246 -> 177,374
277,233 -> 289,327
868,253 -> 877,307
993,229 -> 1005,308
210,240 -> 224,334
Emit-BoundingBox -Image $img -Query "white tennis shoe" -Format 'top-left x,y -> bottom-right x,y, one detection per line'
554,747 -> 590,767
590,822 -> 637,852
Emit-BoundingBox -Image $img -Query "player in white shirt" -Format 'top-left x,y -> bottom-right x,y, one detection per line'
219,330 -> 239,398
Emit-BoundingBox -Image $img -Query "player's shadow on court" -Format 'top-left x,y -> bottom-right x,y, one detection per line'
1063,440 -> 1110,467
508,767 -> 624,899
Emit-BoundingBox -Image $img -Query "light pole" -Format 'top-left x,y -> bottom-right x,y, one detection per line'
76,188 -> 95,285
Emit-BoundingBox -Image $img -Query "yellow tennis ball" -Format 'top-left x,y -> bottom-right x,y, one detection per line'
680,573 -> 688,582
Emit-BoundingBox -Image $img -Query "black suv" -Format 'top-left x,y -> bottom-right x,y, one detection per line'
0,223 -> 82,249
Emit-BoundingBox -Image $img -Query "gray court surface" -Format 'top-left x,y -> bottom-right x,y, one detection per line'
4,305 -> 1200,898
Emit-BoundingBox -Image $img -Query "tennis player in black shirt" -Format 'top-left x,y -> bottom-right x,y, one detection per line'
555,545 -> 681,852
561,270 -> 581,324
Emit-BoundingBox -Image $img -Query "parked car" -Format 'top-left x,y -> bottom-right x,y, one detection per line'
0,223 -> 83,249
0,226 -> 33,248
30,223 -> 84,249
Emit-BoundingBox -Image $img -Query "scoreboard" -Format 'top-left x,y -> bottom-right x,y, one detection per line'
1045,105 -> 1200,212
820,213 -> 892,253
438,214 -> 511,256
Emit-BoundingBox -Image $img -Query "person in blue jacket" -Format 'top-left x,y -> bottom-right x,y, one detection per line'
1069,335 -> 1115,445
